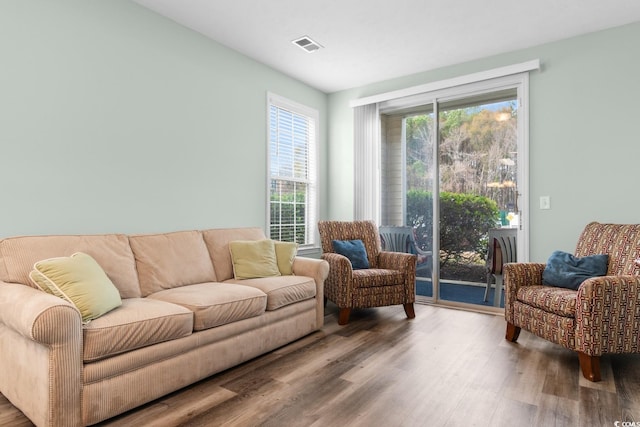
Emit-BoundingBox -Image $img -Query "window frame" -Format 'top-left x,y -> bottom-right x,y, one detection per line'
266,92 -> 319,252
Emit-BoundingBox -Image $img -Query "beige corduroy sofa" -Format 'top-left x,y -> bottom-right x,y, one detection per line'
0,227 -> 329,426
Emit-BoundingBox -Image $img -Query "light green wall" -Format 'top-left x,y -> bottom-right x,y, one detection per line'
327,22 -> 640,262
3,2 -> 638,262
0,1 -> 327,237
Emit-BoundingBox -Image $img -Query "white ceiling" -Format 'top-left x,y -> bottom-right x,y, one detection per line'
132,0 -> 640,93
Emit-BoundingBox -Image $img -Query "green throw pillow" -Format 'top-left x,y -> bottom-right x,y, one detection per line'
29,252 -> 122,323
229,240 -> 281,279
274,241 -> 298,275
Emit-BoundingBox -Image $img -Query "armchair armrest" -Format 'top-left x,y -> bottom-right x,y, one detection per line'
321,252 -> 353,307
378,251 -> 416,271
503,262 -> 545,322
576,275 -> 640,356
378,251 -> 417,302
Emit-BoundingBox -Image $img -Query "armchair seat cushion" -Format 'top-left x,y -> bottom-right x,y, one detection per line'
516,285 -> 577,317
352,268 -> 405,288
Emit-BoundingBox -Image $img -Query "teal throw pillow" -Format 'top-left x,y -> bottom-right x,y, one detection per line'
332,239 -> 369,269
542,250 -> 608,290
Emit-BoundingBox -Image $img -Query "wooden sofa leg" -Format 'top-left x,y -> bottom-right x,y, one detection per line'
403,303 -> 416,319
338,308 -> 351,325
505,322 -> 521,342
578,352 -> 601,382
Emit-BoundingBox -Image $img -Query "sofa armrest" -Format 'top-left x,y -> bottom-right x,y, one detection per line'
0,281 -> 82,344
0,281 -> 84,427
575,275 -> 640,356
292,256 -> 329,297
503,262 -> 545,322
292,257 -> 329,328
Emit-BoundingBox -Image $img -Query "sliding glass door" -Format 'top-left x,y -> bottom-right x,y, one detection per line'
437,92 -> 518,307
380,80 -> 526,310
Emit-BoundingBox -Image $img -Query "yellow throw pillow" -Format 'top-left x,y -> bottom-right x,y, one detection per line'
274,241 -> 298,275
29,252 -> 122,323
229,240 -> 281,279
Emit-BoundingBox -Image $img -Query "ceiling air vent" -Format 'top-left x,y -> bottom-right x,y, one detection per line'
292,36 -> 323,53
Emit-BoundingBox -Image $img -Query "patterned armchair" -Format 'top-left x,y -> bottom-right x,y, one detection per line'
504,222 -> 640,381
318,220 -> 417,325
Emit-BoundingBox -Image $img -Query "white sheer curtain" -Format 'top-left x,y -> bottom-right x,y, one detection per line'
353,103 -> 380,222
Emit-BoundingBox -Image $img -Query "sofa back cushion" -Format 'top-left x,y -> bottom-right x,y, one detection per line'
202,227 -> 267,281
0,234 -> 141,298
574,222 -> 640,276
129,230 -> 217,297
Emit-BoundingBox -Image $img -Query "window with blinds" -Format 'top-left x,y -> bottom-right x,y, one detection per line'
267,93 -> 318,247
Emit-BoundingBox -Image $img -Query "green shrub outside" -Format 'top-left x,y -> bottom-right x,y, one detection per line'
406,189 -> 499,265
271,187 -> 499,258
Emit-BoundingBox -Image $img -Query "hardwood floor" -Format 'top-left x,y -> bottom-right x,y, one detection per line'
2,303 -> 639,426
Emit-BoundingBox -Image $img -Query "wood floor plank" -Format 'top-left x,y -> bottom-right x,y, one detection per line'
534,394 -> 579,427
611,353 -> 640,423
501,339 -> 548,406
578,386 -> 621,427
273,332 -> 369,384
0,394 -> 33,427
541,346 -> 581,400
1,302 -> 638,426
101,383 -> 237,427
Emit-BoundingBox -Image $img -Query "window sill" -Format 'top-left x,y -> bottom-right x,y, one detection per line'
297,246 -> 322,259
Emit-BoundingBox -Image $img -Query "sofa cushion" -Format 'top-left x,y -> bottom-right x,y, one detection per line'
516,285 -> 577,317
129,231 -> 217,297
83,298 -> 193,362
229,239 -> 281,279
202,227 -> 267,281
0,234 -> 141,298
226,275 -> 316,310
29,252 -> 122,323
147,282 -> 267,331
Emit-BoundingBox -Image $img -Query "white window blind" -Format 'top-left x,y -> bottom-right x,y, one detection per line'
353,103 -> 381,222
267,93 -> 318,247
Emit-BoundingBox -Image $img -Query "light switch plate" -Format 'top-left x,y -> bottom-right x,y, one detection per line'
540,196 -> 551,210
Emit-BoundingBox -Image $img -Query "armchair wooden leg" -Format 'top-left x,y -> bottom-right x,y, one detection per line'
505,322 -> 521,342
403,303 -> 416,319
578,352 -> 601,382
338,308 -> 351,325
